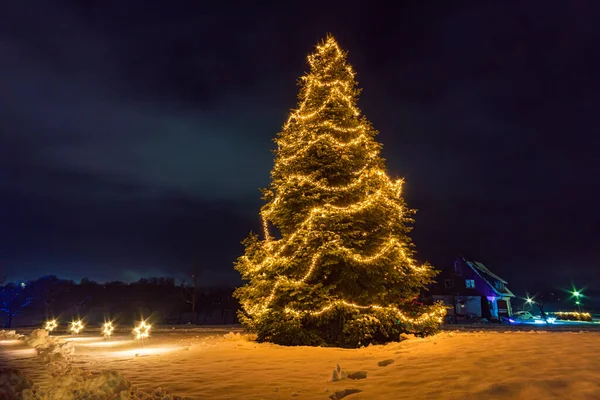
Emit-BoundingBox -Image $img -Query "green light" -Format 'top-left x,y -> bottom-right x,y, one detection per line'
576,301 -> 580,305
573,291 -> 580,297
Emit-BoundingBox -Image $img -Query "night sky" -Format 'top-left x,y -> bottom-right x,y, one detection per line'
1,1 -> 599,292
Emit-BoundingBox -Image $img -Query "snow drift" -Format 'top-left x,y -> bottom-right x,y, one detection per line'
0,329 -> 185,399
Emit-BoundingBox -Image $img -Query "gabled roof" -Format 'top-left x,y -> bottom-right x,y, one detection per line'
460,256 -> 515,298
472,261 -> 507,284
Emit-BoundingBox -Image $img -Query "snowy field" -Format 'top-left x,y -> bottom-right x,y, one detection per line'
2,327 -> 600,399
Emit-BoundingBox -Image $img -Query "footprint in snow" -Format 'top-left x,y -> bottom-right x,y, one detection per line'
329,388 -> 363,400
347,371 -> 367,380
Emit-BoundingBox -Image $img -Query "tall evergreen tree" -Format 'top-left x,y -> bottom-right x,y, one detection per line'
235,35 -> 445,347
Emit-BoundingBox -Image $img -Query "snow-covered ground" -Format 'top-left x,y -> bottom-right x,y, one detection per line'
2,327 -> 600,399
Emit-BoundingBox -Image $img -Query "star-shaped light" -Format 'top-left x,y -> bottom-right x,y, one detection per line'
70,320 -> 84,334
133,321 -> 151,340
45,320 -> 58,332
102,321 -> 115,337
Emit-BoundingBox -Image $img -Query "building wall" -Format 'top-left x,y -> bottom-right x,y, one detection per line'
428,258 -> 516,320
433,295 -> 483,318
433,259 -> 494,298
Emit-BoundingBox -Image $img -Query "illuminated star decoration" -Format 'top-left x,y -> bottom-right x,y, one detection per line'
45,320 -> 58,332
102,321 -> 115,337
133,321 -> 151,340
70,320 -> 84,334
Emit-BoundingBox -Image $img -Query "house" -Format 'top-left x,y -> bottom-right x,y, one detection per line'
427,255 -> 515,322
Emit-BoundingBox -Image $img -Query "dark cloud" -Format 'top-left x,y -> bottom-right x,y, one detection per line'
1,1 -> 599,291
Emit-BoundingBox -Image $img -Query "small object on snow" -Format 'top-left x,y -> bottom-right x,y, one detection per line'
332,364 -> 348,381
347,371 -> 367,380
378,359 -> 395,367
291,391 -> 299,396
329,388 -> 363,400
332,369 -> 340,382
274,387 -> 279,392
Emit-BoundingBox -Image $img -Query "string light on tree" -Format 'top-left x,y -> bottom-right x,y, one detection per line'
70,320 -> 84,335
44,320 -> 58,332
234,35 -> 445,347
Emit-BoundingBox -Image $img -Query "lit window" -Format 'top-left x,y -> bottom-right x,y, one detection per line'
465,279 -> 475,288
495,281 -> 504,290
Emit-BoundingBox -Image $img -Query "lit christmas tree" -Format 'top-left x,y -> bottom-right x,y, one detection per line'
235,35 -> 446,347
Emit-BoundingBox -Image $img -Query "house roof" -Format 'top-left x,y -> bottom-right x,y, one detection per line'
461,257 -> 515,298
472,261 -> 507,284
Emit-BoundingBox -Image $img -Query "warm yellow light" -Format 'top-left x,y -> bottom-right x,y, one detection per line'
70,320 -> 84,334
44,319 -> 58,332
237,35 -> 444,330
285,300 -> 447,322
133,321 -> 151,340
276,132 -> 371,165
555,311 -> 591,317
102,321 -> 115,337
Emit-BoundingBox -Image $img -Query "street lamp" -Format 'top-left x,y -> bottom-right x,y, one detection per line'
572,290 -> 582,312
525,297 -> 534,309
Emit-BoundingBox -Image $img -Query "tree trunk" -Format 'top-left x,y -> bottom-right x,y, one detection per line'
5,314 -> 12,329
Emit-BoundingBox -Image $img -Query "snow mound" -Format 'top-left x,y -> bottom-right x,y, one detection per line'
24,328 -> 55,348
3,330 -> 184,399
38,341 -> 75,360
399,333 -> 418,341
223,332 -> 243,341
55,370 -> 132,399
22,329 -> 76,375
12,368 -> 186,400
0,330 -> 23,341
0,368 -> 37,398
222,331 -> 257,342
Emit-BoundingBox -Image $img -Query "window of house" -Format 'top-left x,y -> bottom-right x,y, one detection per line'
495,281 -> 504,291
465,279 -> 475,289
444,279 -> 454,288
454,261 -> 462,276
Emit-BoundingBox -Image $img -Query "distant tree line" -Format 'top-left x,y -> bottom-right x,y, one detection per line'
0,275 -> 239,329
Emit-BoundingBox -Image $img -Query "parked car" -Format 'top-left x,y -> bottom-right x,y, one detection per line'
513,311 -> 534,320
